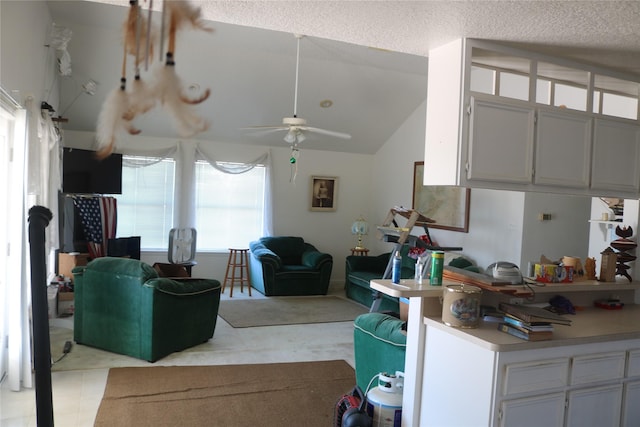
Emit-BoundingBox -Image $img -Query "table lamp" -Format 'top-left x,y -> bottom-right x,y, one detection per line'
351,216 -> 369,250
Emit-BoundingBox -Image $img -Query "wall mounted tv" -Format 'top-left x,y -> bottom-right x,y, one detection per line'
62,147 -> 123,194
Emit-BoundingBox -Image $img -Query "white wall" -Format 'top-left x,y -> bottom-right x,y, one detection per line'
521,192 -> 591,272
1,1 -> 58,108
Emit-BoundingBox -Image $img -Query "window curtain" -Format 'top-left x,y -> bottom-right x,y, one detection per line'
2,91 -> 31,392
118,142 -> 274,237
195,145 -> 274,237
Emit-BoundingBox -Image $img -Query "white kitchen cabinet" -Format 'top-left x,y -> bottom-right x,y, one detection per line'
467,96 -> 535,183
535,109 -> 592,188
566,384 -> 622,426
418,317 -> 640,427
424,38 -> 640,197
499,393 -> 565,427
622,381 -> 640,427
591,118 -> 640,193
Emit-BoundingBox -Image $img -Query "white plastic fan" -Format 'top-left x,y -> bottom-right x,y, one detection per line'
244,34 -> 352,145
168,228 -> 197,264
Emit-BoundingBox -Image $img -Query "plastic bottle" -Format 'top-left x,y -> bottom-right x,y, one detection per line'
430,251 -> 444,286
415,257 -> 425,285
391,251 -> 402,284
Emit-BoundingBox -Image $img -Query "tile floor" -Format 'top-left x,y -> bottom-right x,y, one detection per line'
0,287 -> 359,427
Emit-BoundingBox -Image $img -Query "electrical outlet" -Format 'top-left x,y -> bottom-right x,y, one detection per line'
509,298 -> 525,305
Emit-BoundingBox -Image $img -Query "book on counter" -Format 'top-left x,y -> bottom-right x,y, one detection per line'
498,302 -> 572,326
497,322 -> 553,341
503,314 -> 555,332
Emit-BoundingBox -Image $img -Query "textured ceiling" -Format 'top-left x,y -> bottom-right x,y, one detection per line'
95,0 -> 640,75
48,1 -> 640,155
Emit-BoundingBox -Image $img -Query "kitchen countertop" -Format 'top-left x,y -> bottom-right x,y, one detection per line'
424,304 -> 640,352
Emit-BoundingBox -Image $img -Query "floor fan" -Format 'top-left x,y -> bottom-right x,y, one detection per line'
168,228 -> 197,264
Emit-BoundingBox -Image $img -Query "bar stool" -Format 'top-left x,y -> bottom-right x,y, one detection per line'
222,248 -> 251,297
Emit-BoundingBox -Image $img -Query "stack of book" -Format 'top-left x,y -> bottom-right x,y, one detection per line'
497,303 -> 572,341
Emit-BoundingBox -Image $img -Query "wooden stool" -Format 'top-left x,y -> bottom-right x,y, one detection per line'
222,248 -> 251,297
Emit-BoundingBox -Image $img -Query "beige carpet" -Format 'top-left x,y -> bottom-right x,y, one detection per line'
94,360 -> 355,427
218,295 -> 368,328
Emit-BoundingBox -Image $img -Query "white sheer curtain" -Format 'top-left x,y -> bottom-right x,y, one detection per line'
2,90 -> 31,391
195,145 -> 273,236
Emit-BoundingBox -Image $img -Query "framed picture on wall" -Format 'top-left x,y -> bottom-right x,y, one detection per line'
412,161 -> 470,232
310,176 -> 338,211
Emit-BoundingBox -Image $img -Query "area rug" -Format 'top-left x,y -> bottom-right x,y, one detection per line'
217,295 -> 368,328
94,360 -> 355,427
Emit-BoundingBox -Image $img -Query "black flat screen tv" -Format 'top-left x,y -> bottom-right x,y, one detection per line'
62,147 -> 123,194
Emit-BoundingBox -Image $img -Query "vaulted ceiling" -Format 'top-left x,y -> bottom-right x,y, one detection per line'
46,1 -> 640,155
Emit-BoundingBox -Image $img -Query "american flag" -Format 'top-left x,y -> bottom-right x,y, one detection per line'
73,196 -> 117,258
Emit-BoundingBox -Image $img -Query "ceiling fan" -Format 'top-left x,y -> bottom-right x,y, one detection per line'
244,34 -> 352,145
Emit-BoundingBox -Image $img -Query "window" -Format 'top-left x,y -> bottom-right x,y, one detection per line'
115,156 -> 176,250
195,161 -> 265,251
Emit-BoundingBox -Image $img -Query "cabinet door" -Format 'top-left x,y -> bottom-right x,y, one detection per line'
566,384 -> 622,427
591,118 -> 640,193
535,109 -> 592,188
467,96 -> 535,183
623,381 -> 640,427
499,393 -> 565,427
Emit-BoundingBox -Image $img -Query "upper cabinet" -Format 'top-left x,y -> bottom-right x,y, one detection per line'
424,39 -> 640,198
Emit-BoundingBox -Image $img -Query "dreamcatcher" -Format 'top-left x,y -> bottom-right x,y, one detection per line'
96,0 -> 212,158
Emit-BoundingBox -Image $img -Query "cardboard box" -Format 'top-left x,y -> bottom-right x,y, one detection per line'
535,264 -> 573,283
58,253 -> 90,281
57,292 -> 75,317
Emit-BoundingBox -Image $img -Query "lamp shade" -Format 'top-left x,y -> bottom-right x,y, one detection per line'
351,217 -> 369,235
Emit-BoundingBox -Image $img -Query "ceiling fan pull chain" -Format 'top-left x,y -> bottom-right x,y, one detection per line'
289,147 -> 299,183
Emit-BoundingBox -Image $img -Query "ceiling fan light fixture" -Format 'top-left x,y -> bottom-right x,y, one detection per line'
284,130 -> 297,143
296,132 -> 306,143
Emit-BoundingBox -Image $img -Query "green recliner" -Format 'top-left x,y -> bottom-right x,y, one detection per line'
353,312 -> 407,391
249,236 -> 333,296
73,257 -> 221,362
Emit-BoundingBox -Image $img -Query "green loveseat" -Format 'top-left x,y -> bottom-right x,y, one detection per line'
249,236 -> 333,296
353,312 -> 407,390
73,257 -> 222,362
345,246 -> 417,312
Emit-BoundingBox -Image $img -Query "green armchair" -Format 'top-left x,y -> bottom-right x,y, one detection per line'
249,236 -> 333,296
353,312 -> 407,390
73,257 -> 221,362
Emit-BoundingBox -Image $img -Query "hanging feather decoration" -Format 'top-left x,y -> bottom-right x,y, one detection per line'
96,78 -> 141,159
95,0 -> 214,154
164,0 -> 214,33
152,0 -> 211,137
124,0 -> 154,67
95,2 -> 140,159
124,0 -> 157,122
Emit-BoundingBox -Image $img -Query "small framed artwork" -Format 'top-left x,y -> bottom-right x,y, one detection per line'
310,176 -> 338,211
413,161 -> 470,232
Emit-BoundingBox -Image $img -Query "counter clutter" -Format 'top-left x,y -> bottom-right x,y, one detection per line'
370,278 -> 640,426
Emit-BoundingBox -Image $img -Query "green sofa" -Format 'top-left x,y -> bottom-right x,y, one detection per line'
73,257 -> 222,362
345,246 -> 417,312
353,312 -> 407,390
248,236 -> 333,296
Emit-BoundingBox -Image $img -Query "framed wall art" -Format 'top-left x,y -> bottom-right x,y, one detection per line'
412,161 -> 470,232
310,176 -> 338,212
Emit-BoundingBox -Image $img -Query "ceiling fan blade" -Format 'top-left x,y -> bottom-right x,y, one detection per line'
302,126 -> 352,140
241,125 -> 288,131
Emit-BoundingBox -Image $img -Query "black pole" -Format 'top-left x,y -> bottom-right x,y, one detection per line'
28,205 -> 54,427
